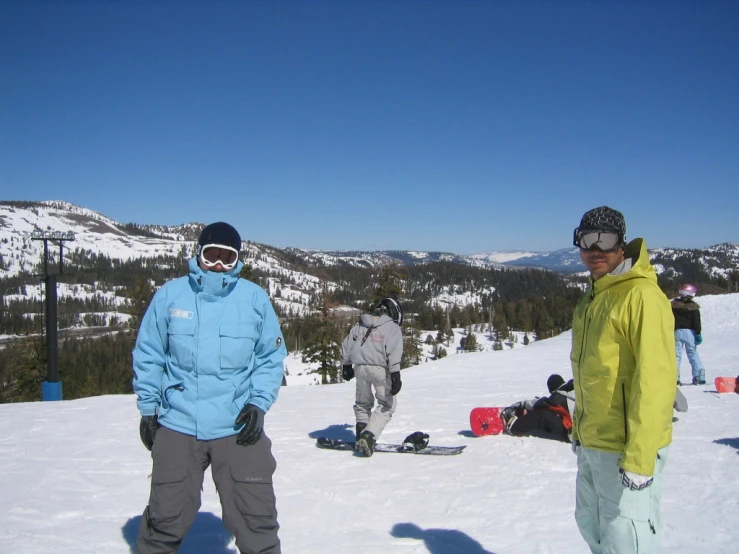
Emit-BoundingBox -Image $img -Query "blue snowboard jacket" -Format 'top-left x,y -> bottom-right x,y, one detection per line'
133,258 -> 287,440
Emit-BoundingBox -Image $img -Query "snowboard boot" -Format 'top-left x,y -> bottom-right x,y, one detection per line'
355,422 -> 367,440
692,375 -> 706,385
354,423 -> 367,451
356,430 -> 376,457
500,407 -> 517,435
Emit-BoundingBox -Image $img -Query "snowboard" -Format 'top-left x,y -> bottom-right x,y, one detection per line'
714,376 -> 738,394
469,407 -> 506,437
315,437 -> 466,456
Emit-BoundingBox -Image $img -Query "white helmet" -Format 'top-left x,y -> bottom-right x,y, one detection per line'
679,284 -> 698,298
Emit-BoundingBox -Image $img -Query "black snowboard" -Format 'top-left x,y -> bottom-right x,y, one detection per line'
315,437 -> 466,456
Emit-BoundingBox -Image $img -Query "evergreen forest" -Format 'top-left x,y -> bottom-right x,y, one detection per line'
1,242 -> 736,404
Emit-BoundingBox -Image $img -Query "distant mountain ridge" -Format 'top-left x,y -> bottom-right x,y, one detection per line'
1,200 -> 737,279
1,200 -> 737,339
470,244 -> 739,277
295,248 -> 505,270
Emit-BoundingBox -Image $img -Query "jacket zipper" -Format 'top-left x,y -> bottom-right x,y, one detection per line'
622,383 -> 628,443
575,281 -> 596,442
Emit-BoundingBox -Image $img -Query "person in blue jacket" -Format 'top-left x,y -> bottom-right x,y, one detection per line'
132,221 -> 287,554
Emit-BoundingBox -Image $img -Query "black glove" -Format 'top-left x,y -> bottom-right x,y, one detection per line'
342,364 -> 354,381
390,371 -> 402,395
139,415 -> 159,451
235,404 -> 265,446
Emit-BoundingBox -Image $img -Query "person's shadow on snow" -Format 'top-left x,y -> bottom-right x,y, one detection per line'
122,512 -> 237,554
391,522 -> 498,554
714,437 -> 739,451
308,423 -> 354,441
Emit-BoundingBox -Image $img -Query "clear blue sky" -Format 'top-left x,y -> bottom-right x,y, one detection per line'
2,0 -> 737,253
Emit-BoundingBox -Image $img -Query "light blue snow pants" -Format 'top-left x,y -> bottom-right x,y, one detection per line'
675,328 -> 704,382
575,445 -> 669,554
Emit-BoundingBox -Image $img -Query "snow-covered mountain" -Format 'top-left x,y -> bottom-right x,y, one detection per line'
4,201 -> 737,278
0,201 -> 503,278
0,201 -> 510,324
296,248 -> 504,270
471,248 -> 585,273
472,244 -> 739,276
0,200 -> 198,277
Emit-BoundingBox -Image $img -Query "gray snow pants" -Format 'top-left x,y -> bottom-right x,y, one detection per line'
353,364 -> 397,438
135,426 -> 280,554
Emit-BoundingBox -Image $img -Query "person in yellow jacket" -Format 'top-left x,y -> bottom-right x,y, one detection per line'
570,206 -> 676,554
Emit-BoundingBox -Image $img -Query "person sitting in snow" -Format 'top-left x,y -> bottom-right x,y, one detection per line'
500,374 -> 575,443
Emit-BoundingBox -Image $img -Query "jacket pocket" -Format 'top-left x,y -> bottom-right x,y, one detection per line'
158,380 -> 184,419
167,319 -> 196,370
220,324 -> 259,370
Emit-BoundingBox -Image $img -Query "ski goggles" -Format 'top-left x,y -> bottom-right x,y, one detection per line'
573,230 -> 623,252
199,244 -> 240,270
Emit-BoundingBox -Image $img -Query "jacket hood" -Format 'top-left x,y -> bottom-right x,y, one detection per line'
589,238 -> 655,294
187,257 -> 243,297
359,313 -> 394,328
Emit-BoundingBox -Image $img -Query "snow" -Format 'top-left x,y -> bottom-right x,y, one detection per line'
284,326 -> 528,387
0,201 -> 194,278
1,293 -> 738,553
469,251 -> 541,263
428,286 -> 496,309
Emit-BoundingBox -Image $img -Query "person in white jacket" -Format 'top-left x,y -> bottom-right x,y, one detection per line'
341,297 -> 404,457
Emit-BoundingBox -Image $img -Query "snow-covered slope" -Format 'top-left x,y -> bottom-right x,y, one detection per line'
1,294 -> 737,553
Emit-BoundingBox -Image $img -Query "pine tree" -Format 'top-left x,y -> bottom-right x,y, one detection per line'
431,344 -> 447,360
493,311 -> 509,342
0,337 -> 45,403
239,262 -> 255,282
460,330 -> 479,352
487,302 -> 495,341
301,281 -> 342,384
401,316 -> 422,368
125,277 -> 155,335
369,262 -> 405,308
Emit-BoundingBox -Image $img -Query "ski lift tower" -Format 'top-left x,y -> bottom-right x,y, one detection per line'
31,229 -> 75,401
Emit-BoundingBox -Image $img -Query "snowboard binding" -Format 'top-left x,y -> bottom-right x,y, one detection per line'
403,431 -> 430,451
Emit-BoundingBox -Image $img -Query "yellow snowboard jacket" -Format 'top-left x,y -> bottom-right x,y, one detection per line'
571,238 -> 676,476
